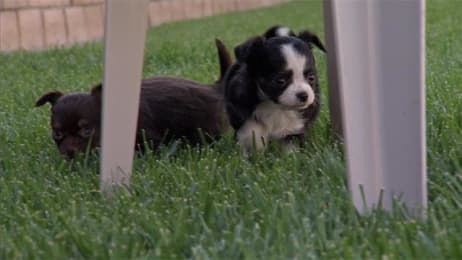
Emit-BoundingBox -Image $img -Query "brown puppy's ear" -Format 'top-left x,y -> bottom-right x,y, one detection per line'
297,30 -> 327,53
90,83 -> 102,101
215,38 -> 233,83
35,91 -> 63,107
234,36 -> 265,63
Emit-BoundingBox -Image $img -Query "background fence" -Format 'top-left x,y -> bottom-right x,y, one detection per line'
0,0 -> 288,52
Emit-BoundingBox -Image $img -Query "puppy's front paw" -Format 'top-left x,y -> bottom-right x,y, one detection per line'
281,142 -> 300,154
236,120 -> 267,156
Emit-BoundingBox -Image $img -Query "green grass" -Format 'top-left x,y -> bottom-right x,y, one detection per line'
1,0 -> 461,258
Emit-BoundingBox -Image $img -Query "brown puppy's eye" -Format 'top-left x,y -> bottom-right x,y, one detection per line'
78,119 -> 94,138
52,130 -> 64,141
80,128 -> 94,138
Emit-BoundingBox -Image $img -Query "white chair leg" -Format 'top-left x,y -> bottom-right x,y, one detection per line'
100,0 -> 149,193
323,0 -> 343,137
323,0 -> 427,213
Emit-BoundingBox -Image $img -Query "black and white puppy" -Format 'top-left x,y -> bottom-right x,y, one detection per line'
224,27 -> 325,153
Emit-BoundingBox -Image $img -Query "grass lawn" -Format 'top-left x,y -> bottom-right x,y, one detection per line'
1,0 -> 461,258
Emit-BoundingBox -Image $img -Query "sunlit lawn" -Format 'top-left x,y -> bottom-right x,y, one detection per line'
0,0 -> 461,258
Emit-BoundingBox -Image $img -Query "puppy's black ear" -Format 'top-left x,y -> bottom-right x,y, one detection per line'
35,91 -> 63,107
234,36 -> 264,63
298,30 -> 327,53
263,25 -> 295,38
90,83 -> 102,101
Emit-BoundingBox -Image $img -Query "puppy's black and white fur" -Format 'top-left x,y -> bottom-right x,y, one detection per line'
263,25 -> 326,53
224,26 -> 325,153
35,39 -> 232,158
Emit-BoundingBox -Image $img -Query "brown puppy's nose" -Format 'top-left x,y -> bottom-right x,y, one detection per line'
296,91 -> 308,102
63,146 -> 77,159
65,151 -> 75,159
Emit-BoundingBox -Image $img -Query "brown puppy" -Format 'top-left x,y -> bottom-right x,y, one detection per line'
36,40 -> 232,158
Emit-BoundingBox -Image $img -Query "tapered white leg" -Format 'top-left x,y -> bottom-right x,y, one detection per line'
323,0 -> 343,137
323,0 -> 427,213
100,0 -> 149,192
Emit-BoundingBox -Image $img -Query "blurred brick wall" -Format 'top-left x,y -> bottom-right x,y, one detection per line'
0,0 -> 288,52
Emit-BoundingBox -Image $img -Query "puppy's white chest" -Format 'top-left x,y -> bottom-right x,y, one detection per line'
253,102 -> 305,139
236,102 -> 305,152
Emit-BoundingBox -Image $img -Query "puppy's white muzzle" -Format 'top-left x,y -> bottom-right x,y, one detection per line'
279,44 -> 316,109
278,81 -> 315,109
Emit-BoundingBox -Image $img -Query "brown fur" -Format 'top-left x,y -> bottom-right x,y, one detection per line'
36,40 -> 233,158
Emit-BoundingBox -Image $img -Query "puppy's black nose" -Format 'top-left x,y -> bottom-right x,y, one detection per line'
296,91 -> 308,102
65,150 -> 75,159
63,147 -> 77,159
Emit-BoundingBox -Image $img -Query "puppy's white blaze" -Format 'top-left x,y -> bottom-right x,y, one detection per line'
276,27 -> 291,37
278,44 -> 315,108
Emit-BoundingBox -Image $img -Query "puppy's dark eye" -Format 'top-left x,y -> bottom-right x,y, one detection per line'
52,130 -> 64,141
80,128 -> 94,138
274,78 -> 286,86
304,71 -> 316,82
